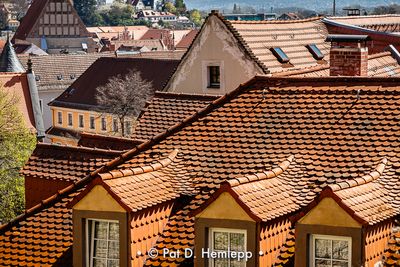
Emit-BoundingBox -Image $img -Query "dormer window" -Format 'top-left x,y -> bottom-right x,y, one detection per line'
270,47 -> 290,63
306,44 -> 324,60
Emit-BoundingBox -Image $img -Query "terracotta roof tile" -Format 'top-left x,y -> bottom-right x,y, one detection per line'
132,92 -> 218,141
21,143 -> 120,182
383,227 -> 400,266
175,29 -> 199,50
328,15 -> 400,32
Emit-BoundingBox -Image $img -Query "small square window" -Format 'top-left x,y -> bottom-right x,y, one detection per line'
57,111 -> 62,124
79,114 -> 84,128
310,235 -> 351,267
90,116 -> 95,130
270,47 -> 290,63
68,113 -> 73,126
208,66 -> 220,88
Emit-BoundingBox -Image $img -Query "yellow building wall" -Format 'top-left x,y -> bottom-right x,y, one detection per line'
299,197 -> 362,228
165,15 -> 263,95
73,185 -> 126,213
196,192 -> 255,222
50,106 -> 136,138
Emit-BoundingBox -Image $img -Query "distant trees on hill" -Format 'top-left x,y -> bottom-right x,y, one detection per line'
373,4 -> 400,15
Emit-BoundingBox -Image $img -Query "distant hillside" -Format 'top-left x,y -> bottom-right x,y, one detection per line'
185,0 -> 399,12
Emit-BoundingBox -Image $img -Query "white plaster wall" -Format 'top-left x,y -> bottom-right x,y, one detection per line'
165,16 -> 263,95
39,90 -> 63,130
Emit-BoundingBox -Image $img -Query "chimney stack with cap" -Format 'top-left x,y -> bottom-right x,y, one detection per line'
327,34 -> 370,76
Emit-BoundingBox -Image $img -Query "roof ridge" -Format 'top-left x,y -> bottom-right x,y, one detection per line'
228,155 -> 294,187
329,14 -> 400,19
368,51 -> 392,59
154,91 -> 220,100
228,15 -> 324,24
34,142 -> 122,155
99,149 -> 179,180
322,18 -> 400,37
329,158 -> 388,192
272,64 -> 329,77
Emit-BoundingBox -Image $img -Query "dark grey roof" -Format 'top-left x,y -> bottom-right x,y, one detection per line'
0,36 -> 25,73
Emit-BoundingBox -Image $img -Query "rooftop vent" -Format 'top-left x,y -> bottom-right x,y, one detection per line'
306,44 -> 324,60
70,74 -> 76,79
35,75 -> 41,81
270,47 -> 290,63
57,74 -> 63,80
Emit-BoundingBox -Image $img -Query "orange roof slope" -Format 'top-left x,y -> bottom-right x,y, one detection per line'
175,29 -> 199,49
274,52 -> 400,77
328,15 -> 400,32
0,73 -> 35,130
132,92 -> 218,141
226,16 -> 329,73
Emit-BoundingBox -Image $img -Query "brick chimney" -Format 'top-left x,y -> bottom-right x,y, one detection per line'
327,34 -> 370,76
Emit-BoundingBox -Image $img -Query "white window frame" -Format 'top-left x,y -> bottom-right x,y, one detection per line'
208,228 -> 247,267
101,117 -> 107,132
202,60 -> 225,93
85,218 -> 120,267
310,234 -> 352,267
67,112 -> 73,127
57,111 -> 62,125
78,114 -> 84,128
89,115 -> 95,130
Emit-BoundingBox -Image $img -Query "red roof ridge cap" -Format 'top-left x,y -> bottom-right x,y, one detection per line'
100,149 -> 179,180
329,158 -> 388,192
229,155 -> 294,186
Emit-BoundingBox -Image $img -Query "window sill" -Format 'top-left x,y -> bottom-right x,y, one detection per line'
207,85 -> 220,89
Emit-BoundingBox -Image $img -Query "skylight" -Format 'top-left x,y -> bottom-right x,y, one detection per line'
270,47 -> 290,63
306,44 -> 324,60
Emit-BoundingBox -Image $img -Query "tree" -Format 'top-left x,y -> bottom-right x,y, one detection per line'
174,0 -> 186,14
164,2 -> 176,14
100,3 -> 135,26
189,9 -> 202,27
373,4 -> 400,15
73,0 -> 103,26
0,86 -> 35,223
96,70 -> 153,137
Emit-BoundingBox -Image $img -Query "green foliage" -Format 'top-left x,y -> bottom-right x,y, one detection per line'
73,0 -> 103,26
189,9 -> 202,26
164,2 -> 177,14
174,0 -> 186,14
100,3 -> 136,26
0,87 -> 35,224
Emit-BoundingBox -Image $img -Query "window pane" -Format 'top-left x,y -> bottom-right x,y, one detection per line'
332,240 -> 349,260
214,258 -> 228,267
332,261 -> 348,267
230,233 -> 245,251
315,259 -> 331,267
93,258 -> 107,267
231,259 -> 246,267
315,239 -> 331,259
107,259 -> 120,267
108,241 -> 119,259
109,222 -> 119,240
214,232 -> 228,250
93,239 -> 107,258
94,221 -> 108,239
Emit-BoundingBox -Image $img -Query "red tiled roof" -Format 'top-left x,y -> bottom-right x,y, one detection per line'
21,143 -> 120,182
4,76 -> 400,266
175,29 -> 199,50
50,57 -> 180,110
274,51 -> 400,77
0,39 -> 5,53
0,73 -> 35,131
78,132 -> 143,151
132,92 -> 219,141
328,15 -> 400,32
384,228 -> 400,266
